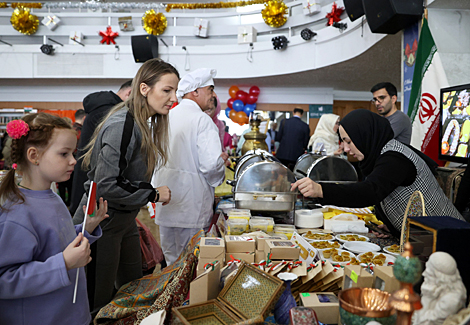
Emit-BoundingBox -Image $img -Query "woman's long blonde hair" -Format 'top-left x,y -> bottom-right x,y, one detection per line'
82,59 -> 179,178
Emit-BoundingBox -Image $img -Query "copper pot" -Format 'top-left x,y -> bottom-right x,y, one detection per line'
338,288 -> 395,318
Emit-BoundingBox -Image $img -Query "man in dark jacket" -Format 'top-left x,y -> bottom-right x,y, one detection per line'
275,108 -> 310,170
70,80 -> 132,214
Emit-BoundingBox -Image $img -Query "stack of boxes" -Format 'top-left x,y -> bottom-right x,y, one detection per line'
225,235 -> 256,264
197,237 -> 225,276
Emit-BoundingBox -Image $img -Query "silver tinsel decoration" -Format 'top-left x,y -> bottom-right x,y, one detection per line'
42,2 -> 166,11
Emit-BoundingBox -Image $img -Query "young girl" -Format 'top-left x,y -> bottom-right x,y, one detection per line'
0,113 -> 108,325
73,58 -> 179,316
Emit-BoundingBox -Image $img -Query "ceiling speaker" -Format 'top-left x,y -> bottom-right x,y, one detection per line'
344,0 -> 365,22
131,35 -> 159,63
362,0 -> 423,34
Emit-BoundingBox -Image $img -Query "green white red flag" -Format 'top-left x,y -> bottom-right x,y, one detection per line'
407,18 -> 448,165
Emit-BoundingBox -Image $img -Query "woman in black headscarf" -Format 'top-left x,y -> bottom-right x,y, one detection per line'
292,109 -> 463,237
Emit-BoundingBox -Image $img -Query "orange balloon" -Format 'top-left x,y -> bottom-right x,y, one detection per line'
241,114 -> 249,124
235,111 -> 247,124
229,109 -> 237,121
229,85 -> 239,99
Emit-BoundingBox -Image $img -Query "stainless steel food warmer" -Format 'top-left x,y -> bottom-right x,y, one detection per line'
234,149 -> 279,179
293,153 -> 324,179
306,156 -> 358,184
232,160 -> 297,211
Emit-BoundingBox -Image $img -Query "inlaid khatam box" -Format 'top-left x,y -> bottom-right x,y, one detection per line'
173,262 -> 284,324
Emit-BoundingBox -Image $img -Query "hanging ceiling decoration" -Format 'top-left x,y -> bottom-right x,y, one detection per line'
166,0 -> 267,12
142,9 -> 167,35
10,7 -> 39,35
0,2 -> 42,8
262,0 -> 288,28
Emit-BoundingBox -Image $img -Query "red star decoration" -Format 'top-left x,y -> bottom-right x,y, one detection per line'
99,26 -> 119,45
325,2 -> 344,26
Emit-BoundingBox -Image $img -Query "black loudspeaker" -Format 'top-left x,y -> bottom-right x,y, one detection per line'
344,0 -> 364,22
362,0 -> 423,34
131,35 -> 159,63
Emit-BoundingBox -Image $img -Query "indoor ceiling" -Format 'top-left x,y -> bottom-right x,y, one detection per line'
216,32 -> 402,92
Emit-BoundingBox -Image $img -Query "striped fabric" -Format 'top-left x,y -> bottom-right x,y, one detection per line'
380,139 -> 463,231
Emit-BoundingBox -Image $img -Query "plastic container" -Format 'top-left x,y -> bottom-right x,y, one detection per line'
227,218 -> 248,235
274,225 -> 296,239
295,209 -> 324,228
251,216 -> 274,233
249,218 -> 270,232
227,209 -> 251,221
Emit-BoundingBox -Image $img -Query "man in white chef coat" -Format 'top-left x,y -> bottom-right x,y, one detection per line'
153,68 -> 229,265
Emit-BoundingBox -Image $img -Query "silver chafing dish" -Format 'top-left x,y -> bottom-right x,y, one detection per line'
306,156 -> 358,184
234,149 -> 279,179
293,153 -> 324,179
231,160 -> 297,212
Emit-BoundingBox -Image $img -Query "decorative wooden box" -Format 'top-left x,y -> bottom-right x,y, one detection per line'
173,262 -> 284,324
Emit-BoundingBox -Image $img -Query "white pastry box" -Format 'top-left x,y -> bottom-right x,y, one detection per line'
302,0 -> 321,16
323,214 -> 366,232
237,26 -> 257,44
194,18 -> 209,38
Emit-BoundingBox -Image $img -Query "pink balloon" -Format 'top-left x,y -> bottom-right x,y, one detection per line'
249,86 -> 260,96
246,94 -> 258,105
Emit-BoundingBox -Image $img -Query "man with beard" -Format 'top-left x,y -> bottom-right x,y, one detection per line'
371,82 -> 412,145
413,251 -> 466,325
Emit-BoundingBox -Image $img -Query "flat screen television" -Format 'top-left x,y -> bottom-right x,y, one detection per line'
439,83 -> 470,163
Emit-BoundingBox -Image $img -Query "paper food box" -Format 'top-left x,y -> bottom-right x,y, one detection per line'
190,261 -> 221,305
257,236 -> 285,252
225,235 -> 256,253
255,250 -> 264,263
302,0 -> 321,15
173,262 -> 284,324
374,266 -> 400,293
300,292 -> 339,325
200,237 -> 225,258
197,256 -> 224,277
343,265 -> 374,289
193,18 -> 209,38
266,239 -> 300,260
226,252 -> 255,264
237,26 -> 257,44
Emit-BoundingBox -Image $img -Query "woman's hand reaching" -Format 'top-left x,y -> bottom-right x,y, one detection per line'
291,177 -> 323,198
83,197 -> 109,234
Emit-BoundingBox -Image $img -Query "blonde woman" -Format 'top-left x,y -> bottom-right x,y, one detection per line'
73,59 -> 179,316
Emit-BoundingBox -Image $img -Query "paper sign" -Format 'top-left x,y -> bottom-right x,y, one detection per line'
350,270 -> 358,283
301,293 -> 311,297
291,232 -> 319,265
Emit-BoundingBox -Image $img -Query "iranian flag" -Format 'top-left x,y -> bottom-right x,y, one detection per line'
407,18 -> 448,165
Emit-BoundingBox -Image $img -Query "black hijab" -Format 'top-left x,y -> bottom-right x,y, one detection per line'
340,109 -> 394,176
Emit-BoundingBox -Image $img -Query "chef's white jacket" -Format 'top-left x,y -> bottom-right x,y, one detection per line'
152,99 -> 226,228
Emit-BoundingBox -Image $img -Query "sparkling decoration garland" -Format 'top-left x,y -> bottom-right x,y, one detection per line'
10,7 -> 39,35
262,0 -> 288,28
142,9 -> 167,35
166,0 -> 267,12
0,2 -> 42,8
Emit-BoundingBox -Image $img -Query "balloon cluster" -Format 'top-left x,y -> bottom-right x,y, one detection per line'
225,85 -> 260,125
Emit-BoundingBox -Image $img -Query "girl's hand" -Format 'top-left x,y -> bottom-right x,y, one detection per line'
63,233 -> 91,270
334,142 -> 344,156
157,186 -> 171,206
291,177 -> 323,198
84,197 -> 109,234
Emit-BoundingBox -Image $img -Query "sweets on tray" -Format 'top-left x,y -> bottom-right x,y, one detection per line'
310,241 -> 341,249
304,231 -> 334,241
387,244 -> 400,253
338,234 -> 367,241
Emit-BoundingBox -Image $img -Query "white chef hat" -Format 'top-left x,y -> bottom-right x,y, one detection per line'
176,68 -> 217,100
